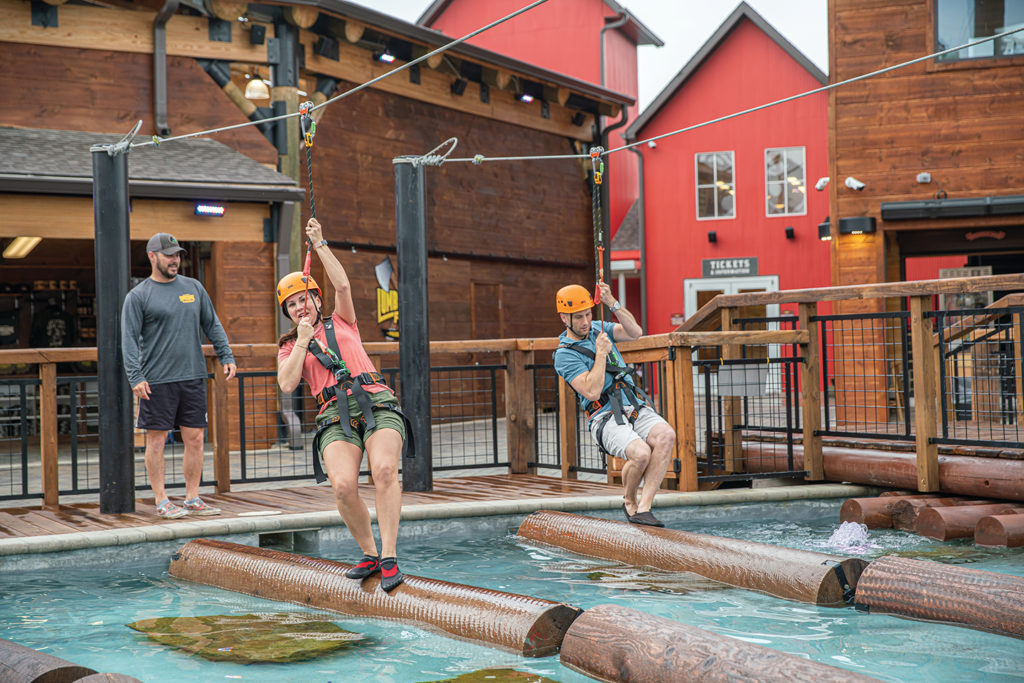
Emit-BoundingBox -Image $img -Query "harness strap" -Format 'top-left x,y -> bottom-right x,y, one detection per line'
310,401 -> 416,483
594,407 -> 640,455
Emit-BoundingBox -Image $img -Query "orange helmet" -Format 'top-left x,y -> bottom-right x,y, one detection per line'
276,271 -> 321,311
556,284 -> 593,314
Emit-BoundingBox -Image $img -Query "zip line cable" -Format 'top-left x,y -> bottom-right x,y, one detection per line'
439,24 -> 1024,166
129,0 -> 549,150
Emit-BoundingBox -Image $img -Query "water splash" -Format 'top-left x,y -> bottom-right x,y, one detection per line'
826,521 -> 877,553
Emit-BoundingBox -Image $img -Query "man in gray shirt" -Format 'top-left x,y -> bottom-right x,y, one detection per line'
122,232 -> 236,519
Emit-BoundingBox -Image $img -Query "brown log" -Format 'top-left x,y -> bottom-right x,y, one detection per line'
559,604 -> 879,683
0,638 -> 95,682
855,555 -> 1024,639
169,539 -> 580,656
75,675 -> 144,682
975,512 -> 1024,547
890,497 -> 991,532
517,511 -> 866,606
839,495 -> 947,528
743,443 -> 1024,501
916,503 -> 1024,540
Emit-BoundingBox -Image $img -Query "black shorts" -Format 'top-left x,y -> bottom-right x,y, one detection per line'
137,378 -> 208,430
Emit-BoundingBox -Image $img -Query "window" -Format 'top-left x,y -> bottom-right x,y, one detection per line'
936,0 -> 1024,62
695,151 -> 735,219
765,147 -> 806,216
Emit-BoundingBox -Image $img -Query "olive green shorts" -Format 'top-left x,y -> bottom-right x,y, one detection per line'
315,388 -> 406,452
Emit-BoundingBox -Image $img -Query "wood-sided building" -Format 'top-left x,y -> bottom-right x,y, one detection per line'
0,0 -> 633,359
828,0 -> 1024,297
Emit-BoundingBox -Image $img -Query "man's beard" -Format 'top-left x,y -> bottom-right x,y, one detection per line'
157,261 -> 178,279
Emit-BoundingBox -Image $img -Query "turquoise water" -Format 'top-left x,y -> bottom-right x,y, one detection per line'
1,500 -> 1022,682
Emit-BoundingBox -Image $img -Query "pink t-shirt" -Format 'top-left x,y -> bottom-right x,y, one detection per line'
278,312 -> 388,400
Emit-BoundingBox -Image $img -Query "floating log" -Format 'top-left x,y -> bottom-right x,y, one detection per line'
975,512 -> 1024,547
559,603 -> 879,683
169,539 -> 580,656
916,503 -> 1024,540
76,675 -> 143,682
840,495 -> 957,528
0,638 -> 95,682
516,511 -> 866,606
855,555 -> 1024,639
744,444 -> 1024,501
890,497 -> 991,532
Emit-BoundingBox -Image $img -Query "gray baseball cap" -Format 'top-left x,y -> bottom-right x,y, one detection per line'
147,233 -> 186,255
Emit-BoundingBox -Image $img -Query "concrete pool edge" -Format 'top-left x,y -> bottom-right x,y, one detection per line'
0,483 -> 878,557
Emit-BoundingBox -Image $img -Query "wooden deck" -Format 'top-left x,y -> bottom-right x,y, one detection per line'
0,475 -> 625,541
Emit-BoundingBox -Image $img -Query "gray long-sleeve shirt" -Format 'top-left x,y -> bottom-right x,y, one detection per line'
121,275 -> 234,387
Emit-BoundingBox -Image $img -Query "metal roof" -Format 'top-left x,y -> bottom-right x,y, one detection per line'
418,0 -> 662,47
625,2 -> 827,141
0,127 -> 304,203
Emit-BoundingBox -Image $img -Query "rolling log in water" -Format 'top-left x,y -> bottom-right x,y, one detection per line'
840,495 -> 968,529
890,497 -> 991,532
516,511 -> 866,606
854,555 -> 1024,639
0,638 -> 96,682
743,443 -> 1024,501
169,539 -> 581,656
915,503 -> 1024,540
559,604 -> 880,683
975,511 -> 1024,547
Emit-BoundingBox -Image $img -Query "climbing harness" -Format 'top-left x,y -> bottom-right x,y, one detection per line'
554,340 -> 653,426
307,317 -> 415,483
589,146 -> 605,326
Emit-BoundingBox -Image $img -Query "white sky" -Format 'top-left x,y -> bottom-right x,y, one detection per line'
345,0 -> 828,110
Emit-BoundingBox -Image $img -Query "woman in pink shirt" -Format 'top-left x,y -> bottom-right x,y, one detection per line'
277,218 -> 407,592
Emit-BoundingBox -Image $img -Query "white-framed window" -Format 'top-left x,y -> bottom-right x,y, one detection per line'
936,0 -> 1024,62
765,147 -> 806,217
695,151 -> 735,220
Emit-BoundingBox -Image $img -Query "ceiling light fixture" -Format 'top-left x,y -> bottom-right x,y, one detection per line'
244,74 -> 269,100
3,236 -> 42,259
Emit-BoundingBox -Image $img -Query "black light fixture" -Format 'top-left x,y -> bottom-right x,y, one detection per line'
450,77 -> 468,96
315,35 -> 338,60
249,24 -> 266,45
540,100 -> 549,119
479,82 -> 489,103
571,112 -> 586,127
785,226 -> 795,240
707,231 -> 717,244
818,217 -> 832,241
838,216 -> 877,235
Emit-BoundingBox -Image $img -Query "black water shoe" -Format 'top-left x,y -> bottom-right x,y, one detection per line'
346,554 -> 380,580
380,557 -> 405,592
629,510 -> 664,527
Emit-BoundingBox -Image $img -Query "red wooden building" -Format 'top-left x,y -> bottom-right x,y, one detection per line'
418,0 -> 662,251
623,3 -> 831,332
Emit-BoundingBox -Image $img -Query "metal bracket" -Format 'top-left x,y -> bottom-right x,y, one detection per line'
208,17 -> 232,42
31,0 -> 58,27
266,37 -> 281,65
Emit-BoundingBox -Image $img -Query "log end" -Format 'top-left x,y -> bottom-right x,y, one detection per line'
817,557 -> 869,606
521,604 -> 583,657
975,514 -> 1024,548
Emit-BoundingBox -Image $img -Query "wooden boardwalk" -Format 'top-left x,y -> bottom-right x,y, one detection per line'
0,475 -> 624,541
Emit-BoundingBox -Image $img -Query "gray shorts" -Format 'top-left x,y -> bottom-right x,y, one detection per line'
588,406 -> 668,459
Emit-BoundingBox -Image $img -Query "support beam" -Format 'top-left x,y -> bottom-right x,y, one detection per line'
558,377 -> 578,480
92,136 -> 135,514
394,158 -> 432,492
909,295 -> 939,491
798,302 -> 824,480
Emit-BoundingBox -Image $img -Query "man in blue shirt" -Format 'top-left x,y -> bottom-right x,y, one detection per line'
553,283 -> 675,527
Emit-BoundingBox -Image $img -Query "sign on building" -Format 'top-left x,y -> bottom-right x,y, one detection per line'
938,266 -> 993,310
701,257 -> 758,278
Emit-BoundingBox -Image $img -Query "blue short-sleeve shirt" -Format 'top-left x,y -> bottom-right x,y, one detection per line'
553,320 -> 635,421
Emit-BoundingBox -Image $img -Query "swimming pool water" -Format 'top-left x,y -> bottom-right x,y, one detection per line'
1,500 -> 1022,682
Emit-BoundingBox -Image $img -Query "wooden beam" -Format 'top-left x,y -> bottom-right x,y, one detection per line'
208,0 -> 248,21
283,5 -> 318,28
909,295 -> 940,492
0,196 -> 267,242
503,349 -> 535,474
343,19 -> 365,43
720,308 -> 742,474
39,362 -> 59,506
675,347 -> 698,491
558,376 -> 578,480
208,357 -> 231,493
798,302 -> 824,481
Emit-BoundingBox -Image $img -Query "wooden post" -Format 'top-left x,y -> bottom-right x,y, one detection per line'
503,349 -> 535,474
799,302 -> 824,480
662,353 -> 678,491
1014,312 -> 1023,428
720,307 -> 742,473
909,295 -> 939,492
208,359 -> 231,493
39,362 -> 59,507
674,345 -> 698,491
557,376 -> 578,480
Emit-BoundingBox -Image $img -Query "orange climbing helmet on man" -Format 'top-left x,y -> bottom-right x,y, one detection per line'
276,272 -> 321,313
556,284 -> 594,314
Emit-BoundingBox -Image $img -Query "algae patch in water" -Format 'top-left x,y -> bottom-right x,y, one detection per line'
126,612 -> 366,663
422,668 -> 560,682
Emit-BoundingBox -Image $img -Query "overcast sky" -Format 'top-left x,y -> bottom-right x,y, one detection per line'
346,0 -> 828,110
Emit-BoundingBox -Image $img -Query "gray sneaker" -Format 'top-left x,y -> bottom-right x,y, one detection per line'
156,500 -> 187,519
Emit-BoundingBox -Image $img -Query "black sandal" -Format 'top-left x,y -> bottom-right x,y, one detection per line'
629,510 -> 664,527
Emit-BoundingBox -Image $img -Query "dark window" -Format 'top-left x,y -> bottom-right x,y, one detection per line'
936,0 -> 1024,61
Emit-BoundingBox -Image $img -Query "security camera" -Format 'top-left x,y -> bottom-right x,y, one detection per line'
647,141 -> 657,149
814,176 -> 829,191
844,177 -> 865,191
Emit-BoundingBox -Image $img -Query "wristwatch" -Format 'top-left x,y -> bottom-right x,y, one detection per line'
315,239 -> 328,248
610,301 -> 622,313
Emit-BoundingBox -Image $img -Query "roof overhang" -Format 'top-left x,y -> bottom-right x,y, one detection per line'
0,173 -> 306,203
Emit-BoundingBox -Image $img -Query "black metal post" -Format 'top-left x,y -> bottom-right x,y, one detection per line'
92,140 -> 135,513
394,158 -> 432,491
